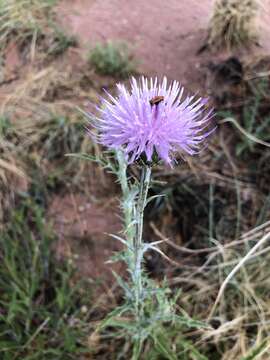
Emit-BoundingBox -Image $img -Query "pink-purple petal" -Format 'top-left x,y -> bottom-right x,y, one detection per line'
87,76 -> 215,165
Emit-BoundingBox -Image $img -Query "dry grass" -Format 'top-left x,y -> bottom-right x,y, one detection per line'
0,0 -> 76,62
0,0 -> 55,48
207,0 -> 259,50
0,63 -> 102,229
147,150 -> 270,358
150,219 -> 270,359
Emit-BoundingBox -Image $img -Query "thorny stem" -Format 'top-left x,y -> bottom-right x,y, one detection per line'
116,150 -> 134,246
134,163 -> 151,316
116,150 -> 152,336
116,150 -> 129,197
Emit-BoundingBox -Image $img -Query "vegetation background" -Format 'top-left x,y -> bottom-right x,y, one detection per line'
1,0 -> 270,359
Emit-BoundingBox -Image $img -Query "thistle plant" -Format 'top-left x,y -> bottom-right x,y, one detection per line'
84,77 -> 215,358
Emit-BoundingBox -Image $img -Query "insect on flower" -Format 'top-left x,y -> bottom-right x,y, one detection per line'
149,95 -> 165,106
87,77 -> 215,166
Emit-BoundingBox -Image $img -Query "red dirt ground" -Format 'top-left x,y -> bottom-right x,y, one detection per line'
57,0 -> 214,90
49,193 -> 123,290
57,0 -> 270,89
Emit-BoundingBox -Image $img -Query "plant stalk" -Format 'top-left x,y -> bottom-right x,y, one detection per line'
116,150 -> 135,248
134,163 -> 151,314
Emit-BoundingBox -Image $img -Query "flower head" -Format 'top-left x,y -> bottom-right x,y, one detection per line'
88,77 -> 215,165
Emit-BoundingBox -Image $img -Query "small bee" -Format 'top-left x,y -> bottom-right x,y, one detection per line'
149,96 -> 164,106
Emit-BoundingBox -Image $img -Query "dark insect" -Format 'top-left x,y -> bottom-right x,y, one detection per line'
149,96 -> 164,106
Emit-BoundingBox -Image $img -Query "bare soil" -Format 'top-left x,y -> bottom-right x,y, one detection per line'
57,0 -> 270,89
49,193 -> 123,291
57,0 -> 214,90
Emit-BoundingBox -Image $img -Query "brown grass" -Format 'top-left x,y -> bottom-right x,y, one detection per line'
207,0 -> 259,50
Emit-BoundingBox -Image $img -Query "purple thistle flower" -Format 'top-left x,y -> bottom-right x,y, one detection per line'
88,77 -> 215,165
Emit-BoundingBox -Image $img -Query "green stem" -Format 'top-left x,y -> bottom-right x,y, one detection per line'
134,164 -> 151,314
116,150 -> 134,246
116,150 -> 152,331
